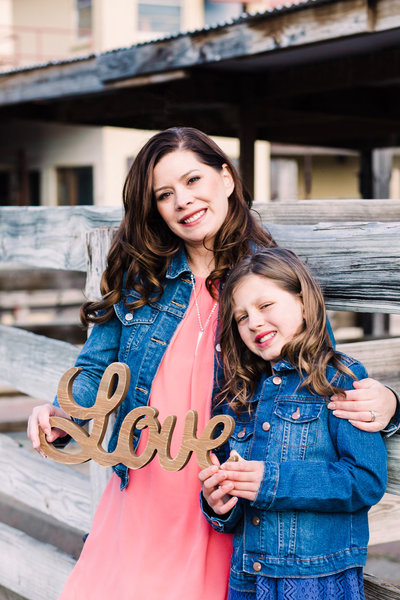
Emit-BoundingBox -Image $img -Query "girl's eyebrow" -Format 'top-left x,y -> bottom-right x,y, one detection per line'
153,169 -> 199,194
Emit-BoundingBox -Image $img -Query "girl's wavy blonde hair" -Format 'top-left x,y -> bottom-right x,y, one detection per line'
218,248 -> 354,413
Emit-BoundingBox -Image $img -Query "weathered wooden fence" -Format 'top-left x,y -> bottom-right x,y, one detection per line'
1,201 -> 400,599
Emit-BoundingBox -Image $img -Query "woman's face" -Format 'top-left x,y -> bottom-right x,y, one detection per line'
153,150 -> 234,251
232,274 -> 304,365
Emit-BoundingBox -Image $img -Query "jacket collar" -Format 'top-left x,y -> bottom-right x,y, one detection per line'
165,246 -> 191,279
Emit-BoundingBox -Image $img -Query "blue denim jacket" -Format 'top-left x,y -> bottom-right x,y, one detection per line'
201,355 -> 387,590
55,246 -> 217,489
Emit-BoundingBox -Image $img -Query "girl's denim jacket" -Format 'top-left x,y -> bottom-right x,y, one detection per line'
201,356 -> 388,591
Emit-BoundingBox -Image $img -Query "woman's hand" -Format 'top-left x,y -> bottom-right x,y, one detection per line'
27,404 -> 71,456
198,453 -> 238,515
219,453 -> 264,502
328,377 -> 397,432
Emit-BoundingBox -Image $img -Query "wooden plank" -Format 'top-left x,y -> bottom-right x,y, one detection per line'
337,338 -> 400,385
0,433 -> 91,532
252,199 -> 400,225
0,325 -> 79,402
369,493 -> 400,545
267,221 -> 400,313
364,572 -> 400,600
97,0 -> 376,83
0,206 -> 121,271
0,522 -> 75,600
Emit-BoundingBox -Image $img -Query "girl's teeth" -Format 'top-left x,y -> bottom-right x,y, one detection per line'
183,209 -> 206,224
258,332 -> 275,343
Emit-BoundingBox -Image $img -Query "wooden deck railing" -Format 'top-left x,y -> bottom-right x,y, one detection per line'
0,202 -> 399,599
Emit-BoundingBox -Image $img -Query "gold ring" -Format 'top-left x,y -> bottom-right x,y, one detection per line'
370,410 -> 377,423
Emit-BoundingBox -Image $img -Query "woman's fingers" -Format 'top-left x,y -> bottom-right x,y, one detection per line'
328,377 -> 396,431
27,404 -> 70,453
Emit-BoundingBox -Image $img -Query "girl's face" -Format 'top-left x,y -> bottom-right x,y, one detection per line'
153,150 -> 234,251
232,274 -> 304,365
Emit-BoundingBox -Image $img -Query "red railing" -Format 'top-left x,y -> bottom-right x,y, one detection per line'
0,24 -> 93,69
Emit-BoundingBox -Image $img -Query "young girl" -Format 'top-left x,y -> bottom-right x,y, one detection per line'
200,248 -> 387,600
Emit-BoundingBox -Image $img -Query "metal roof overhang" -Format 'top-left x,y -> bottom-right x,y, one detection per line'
1,0 -> 400,149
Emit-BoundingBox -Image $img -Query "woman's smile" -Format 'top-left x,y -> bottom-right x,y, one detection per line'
153,150 -> 234,250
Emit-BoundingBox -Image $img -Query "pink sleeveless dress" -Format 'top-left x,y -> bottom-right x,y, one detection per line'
59,277 -> 232,599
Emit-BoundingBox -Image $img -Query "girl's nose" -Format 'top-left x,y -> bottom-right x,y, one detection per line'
248,311 -> 264,331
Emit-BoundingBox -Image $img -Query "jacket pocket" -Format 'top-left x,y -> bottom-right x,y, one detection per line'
273,400 -> 323,450
114,297 -> 160,353
229,419 -> 254,460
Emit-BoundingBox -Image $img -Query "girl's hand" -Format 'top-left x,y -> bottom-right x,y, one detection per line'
220,453 -> 264,502
198,453 -> 238,515
27,404 -> 71,457
328,377 -> 397,432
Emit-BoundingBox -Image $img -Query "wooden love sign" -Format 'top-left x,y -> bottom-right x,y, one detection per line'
39,362 -> 235,471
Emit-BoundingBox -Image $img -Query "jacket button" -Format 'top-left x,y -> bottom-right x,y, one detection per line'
272,376 -> 282,385
125,313 -> 133,321
252,516 -> 260,526
253,562 -> 262,572
292,407 -> 301,420
237,429 -> 246,438
262,421 -> 271,431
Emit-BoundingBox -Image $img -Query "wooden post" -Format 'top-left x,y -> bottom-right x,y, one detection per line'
358,149 -> 392,336
238,107 -> 256,200
85,227 -> 117,515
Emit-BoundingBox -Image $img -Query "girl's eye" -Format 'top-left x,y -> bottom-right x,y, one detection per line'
236,314 -> 247,324
188,176 -> 200,185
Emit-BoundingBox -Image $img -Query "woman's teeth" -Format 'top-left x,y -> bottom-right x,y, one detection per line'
182,209 -> 206,224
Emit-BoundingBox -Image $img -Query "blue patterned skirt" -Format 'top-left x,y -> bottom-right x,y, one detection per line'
228,568 -> 365,600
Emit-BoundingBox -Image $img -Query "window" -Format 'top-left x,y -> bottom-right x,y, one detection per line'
76,0 -> 92,38
138,1 -> 181,34
57,167 -> 93,205
204,0 -> 242,27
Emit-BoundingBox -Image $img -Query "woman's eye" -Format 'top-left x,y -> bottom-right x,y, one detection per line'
188,176 -> 200,185
157,191 -> 171,201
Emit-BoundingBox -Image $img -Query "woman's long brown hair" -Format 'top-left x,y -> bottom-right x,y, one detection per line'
81,127 -> 275,326
218,248 -> 355,413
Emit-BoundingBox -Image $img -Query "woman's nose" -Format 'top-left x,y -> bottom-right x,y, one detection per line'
174,187 -> 193,209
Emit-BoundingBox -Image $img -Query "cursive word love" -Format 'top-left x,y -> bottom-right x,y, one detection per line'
39,362 -> 235,471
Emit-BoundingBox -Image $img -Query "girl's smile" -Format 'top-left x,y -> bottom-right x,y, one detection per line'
232,274 -> 304,364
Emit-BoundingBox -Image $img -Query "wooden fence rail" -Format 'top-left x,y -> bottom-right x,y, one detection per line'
0,203 -> 399,599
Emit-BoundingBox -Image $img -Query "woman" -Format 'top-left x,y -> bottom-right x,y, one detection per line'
27,127 -> 398,600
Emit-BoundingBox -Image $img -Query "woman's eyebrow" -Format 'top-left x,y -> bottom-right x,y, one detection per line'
154,170 -> 199,193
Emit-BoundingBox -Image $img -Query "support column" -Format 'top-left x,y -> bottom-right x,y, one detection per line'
358,148 -> 393,336
238,108 -> 256,200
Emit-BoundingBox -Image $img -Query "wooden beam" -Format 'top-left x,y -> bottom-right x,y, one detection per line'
0,325 -> 79,402
0,434 -> 91,532
0,522 -> 75,600
252,199 -> 400,224
0,206 -> 122,271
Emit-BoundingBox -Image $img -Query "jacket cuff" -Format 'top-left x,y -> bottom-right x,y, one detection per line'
251,461 -> 279,510
382,385 -> 400,437
200,492 -> 240,532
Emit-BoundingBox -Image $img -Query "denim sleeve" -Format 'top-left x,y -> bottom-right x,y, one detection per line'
200,492 -> 243,533
381,385 -> 400,437
53,315 -> 122,425
253,363 -> 388,513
